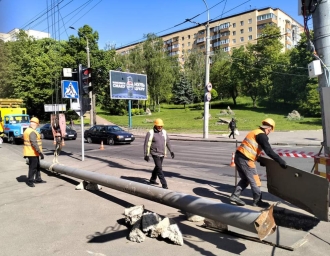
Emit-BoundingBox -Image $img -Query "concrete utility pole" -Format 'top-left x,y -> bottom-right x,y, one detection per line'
39,160 -> 276,240
203,0 -> 210,139
312,1 -> 330,177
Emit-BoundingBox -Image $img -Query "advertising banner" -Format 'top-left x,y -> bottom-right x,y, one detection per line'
109,70 -> 147,100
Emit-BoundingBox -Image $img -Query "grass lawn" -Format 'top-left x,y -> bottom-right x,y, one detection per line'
95,98 -> 322,132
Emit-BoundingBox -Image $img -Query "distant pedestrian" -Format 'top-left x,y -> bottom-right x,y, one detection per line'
70,118 -> 74,129
229,118 -> 287,207
23,117 -> 46,188
143,118 -> 175,189
228,118 -> 236,139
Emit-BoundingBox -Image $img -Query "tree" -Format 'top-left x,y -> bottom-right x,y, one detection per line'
231,46 -> 260,107
2,31 -> 66,118
183,49 -> 205,102
142,34 -> 178,111
210,51 -> 240,105
172,75 -> 195,108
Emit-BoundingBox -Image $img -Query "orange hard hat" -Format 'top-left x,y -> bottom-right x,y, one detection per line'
154,118 -> 164,126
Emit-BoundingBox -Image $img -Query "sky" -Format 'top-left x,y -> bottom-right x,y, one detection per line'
0,0 -> 305,49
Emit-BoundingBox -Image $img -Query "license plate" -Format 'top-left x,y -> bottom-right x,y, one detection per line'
68,135 -> 74,137
125,138 -> 131,141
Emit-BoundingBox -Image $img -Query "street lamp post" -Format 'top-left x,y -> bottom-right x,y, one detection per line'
69,26 -> 94,126
202,0 -> 210,139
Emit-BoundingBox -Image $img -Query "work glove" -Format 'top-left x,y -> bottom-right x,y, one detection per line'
170,152 -> 175,159
144,155 -> 149,162
39,153 -> 44,160
279,160 -> 287,169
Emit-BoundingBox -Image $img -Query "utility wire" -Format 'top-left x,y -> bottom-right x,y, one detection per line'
118,0 -> 250,49
21,0 -> 66,30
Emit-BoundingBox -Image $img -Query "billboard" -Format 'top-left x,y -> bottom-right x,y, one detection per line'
109,70 -> 147,100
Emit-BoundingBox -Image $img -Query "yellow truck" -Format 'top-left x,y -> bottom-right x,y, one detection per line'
0,99 -> 29,144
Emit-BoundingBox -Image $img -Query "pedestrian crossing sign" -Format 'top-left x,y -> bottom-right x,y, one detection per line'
62,80 -> 79,99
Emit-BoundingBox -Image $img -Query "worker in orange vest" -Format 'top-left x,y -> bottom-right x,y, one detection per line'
23,117 -> 46,187
229,118 -> 287,207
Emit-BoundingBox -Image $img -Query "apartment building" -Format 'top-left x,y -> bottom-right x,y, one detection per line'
117,7 -> 303,63
0,29 -> 50,42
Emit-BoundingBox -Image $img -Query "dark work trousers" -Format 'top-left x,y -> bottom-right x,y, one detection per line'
232,154 -> 261,201
229,128 -> 235,139
151,155 -> 167,187
27,156 -> 41,183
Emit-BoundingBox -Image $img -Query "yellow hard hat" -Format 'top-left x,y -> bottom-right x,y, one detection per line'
30,117 -> 40,124
154,118 -> 164,126
261,118 -> 275,131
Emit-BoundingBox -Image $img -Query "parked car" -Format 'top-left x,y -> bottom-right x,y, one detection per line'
84,125 -> 135,145
39,123 -> 77,140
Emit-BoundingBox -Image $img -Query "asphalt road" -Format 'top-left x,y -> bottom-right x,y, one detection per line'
41,136 -> 321,183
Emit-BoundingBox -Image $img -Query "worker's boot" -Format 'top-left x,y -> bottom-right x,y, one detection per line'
252,193 -> 270,208
229,188 -> 245,206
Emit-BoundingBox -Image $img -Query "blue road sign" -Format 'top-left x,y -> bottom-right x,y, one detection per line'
62,80 -> 79,99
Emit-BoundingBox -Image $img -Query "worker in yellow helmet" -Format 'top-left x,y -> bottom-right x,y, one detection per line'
23,117 -> 46,187
229,118 -> 287,208
143,118 -> 175,189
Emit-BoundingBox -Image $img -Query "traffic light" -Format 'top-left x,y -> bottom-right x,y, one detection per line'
79,66 -> 93,95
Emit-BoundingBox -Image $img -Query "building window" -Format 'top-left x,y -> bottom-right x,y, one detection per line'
240,37 -> 244,42
240,21 -> 244,26
233,31 -> 236,36
248,35 -> 252,40
188,42 -> 191,46
194,33 -> 197,38
248,18 -> 252,24
249,27 -> 252,32
188,35 -> 191,39
233,23 -> 236,28
240,29 -> 244,34
182,44 -> 184,48
182,36 -> 184,40
233,39 -> 236,43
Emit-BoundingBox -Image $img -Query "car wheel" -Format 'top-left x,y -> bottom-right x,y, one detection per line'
107,137 -> 115,145
40,133 -> 45,139
8,135 -> 15,144
87,137 -> 93,144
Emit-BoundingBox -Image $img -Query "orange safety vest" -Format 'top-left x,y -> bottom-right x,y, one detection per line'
237,129 -> 264,161
23,127 -> 43,157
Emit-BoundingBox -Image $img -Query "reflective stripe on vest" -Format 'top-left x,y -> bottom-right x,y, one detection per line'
147,129 -> 167,156
23,127 -> 42,156
237,129 -> 263,161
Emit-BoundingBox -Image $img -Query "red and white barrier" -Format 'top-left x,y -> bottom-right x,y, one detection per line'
261,148 -> 317,158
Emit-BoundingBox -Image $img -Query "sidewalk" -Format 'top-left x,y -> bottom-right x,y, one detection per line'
95,115 -> 323,146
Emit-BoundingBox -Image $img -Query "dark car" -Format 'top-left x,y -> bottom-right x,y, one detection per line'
39,123 -> 77,140
84,125 -> 135,145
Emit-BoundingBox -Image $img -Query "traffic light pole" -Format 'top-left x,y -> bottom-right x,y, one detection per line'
78,64 -> 85,161
85,38 -> 94,126
312,1 -> 330,178
203,0 -> 210,139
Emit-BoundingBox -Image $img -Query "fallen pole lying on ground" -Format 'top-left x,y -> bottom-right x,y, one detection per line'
40,160 -> 276,240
